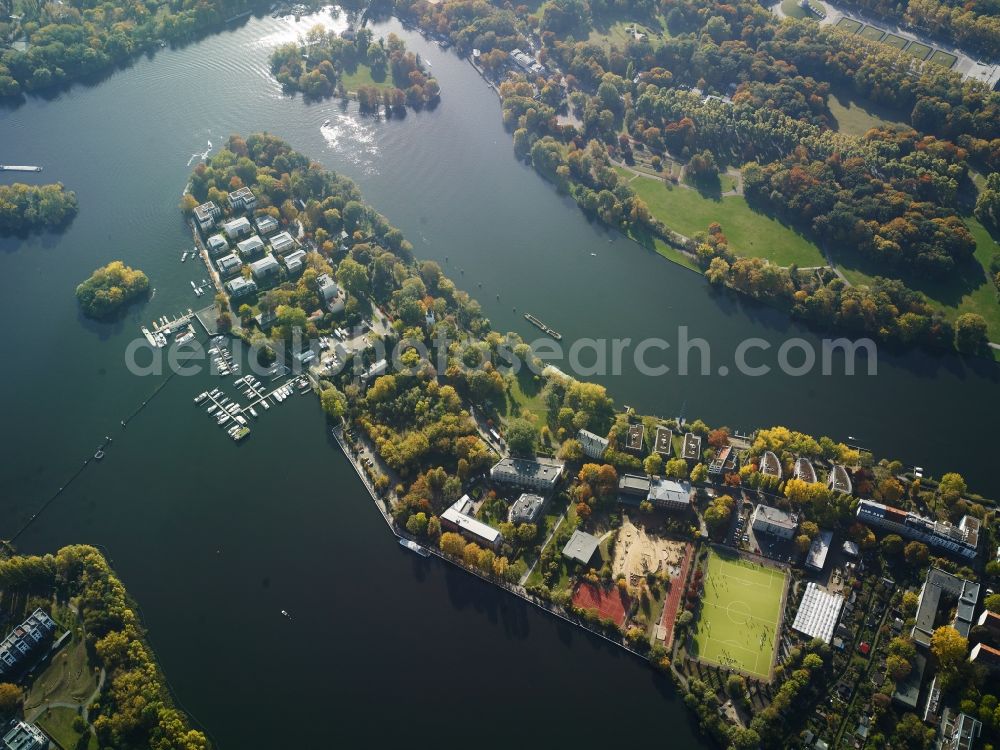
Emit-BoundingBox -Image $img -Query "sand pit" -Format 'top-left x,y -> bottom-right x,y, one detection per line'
612,515 -> 687,586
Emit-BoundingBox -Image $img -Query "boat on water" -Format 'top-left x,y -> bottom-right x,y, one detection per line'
399,538 -> 431,557
181,252 -> 188,262
207,404 -> 219,415
523,312 -> 562,341
141,326 -> 157,347
261,399 -> 270,410
194,392 -> 208,405
94,448 -> 105,460
218,414 -> 231,426
249,407 -> 258,418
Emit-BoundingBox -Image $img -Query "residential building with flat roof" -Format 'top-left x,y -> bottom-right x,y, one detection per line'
490,457 -> 564,493
708,445 -> 737,476
856,500 -> 979,560
225,277 -> 257,299
654,426 -> 672,457
206,233 -> 228,257
562,529 -> 600,566
752,504 -> 797,539
791,582 -> 843,643
216,253 -> 243,278
576,429 -> 608,459
193,201 -> 221,232
236,235 -> 265,261
227,186 -> 256,212
1,721 -> 49,750
269,231 -> 296,255
618,473 -> 651,499
647,478 -> 692,511
509,493 -> 545,525
623,423 -> 644,454
361,359 -> 388,382
892,652 -> 926,709
249,255 -> 280,281
222,216 -> 252,240
441,497 -> 502,550
806,530 -> 834,572
682,432 -> 702,461
282,249 -> 307,274
254,214 -> 279,235
0,609 -> 56,682
316,273 -> 344,313
939,710 -> 981,750
911,567 -> 979,648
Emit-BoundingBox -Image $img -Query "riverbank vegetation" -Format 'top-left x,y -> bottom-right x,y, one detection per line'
397,0 -> 1000,350
0,182 -> 77,233
0,545 -> 209,750
0,0 -> 273,97
75,261 -> 149,319
270,26 -> 439,109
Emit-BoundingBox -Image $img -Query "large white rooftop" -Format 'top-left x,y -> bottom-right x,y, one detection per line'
791,583 -> 843,643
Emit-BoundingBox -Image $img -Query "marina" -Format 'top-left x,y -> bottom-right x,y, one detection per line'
193,340 -> 312,443
523,312 -> 562,341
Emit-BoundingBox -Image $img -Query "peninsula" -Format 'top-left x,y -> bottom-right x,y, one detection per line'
185,133 -> 1000,750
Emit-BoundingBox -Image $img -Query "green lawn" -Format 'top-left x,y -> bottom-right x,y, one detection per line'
826,91 -> 907,136
929,49 -> 957,68
504,369 -> 547,422
780,0 -> 812,19
859,25 -> 885,41
838,216 -> 1000,343
905,41 -> 932,60
525,504 -> 578,591
587,10 -> 669,49
25,629 -> 99,710
339,64 -> 393,92
36,706 -> 98,750
621,169 -> 826,267
882,33 -> 908,49
691,550 -> 786,679
835,17 -> 863,33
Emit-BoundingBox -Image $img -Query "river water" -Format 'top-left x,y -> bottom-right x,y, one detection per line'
0,8 -> 996,748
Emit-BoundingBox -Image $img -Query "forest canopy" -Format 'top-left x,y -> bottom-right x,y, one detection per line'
0,182 -> 78,233
75,261 -> 150,319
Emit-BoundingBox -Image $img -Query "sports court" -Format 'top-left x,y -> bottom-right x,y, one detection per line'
572,580 -> 629,627
692,550 -> 786,679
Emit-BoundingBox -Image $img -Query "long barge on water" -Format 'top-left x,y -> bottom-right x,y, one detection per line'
0,165 -> 42,172
524,313 -> 562,341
